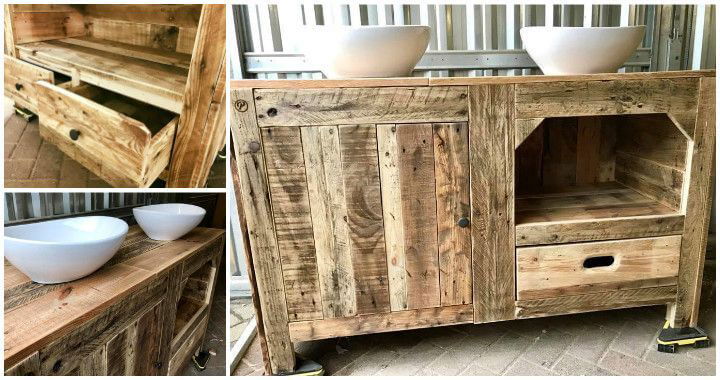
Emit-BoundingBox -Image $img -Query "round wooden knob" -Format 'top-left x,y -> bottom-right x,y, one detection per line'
69,129 -> 81,141
15,83 -> 23,91
267,107 -> 278,117
457,217 -> 470,228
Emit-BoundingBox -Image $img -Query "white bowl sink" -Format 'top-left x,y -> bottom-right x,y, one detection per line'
4,216 -> 129,284
302,25 -> 431,78
520,26 -> 646,75
133,203 -> 206,241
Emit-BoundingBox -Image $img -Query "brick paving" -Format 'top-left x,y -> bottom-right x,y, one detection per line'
236,260 -> 716,376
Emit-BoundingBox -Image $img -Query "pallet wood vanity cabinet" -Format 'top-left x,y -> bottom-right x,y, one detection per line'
230,70 -> 715,374
3,226 -> 225,376
3,4 -> 226,188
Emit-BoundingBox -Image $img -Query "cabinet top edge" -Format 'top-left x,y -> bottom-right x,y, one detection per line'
231,70 -> 715,90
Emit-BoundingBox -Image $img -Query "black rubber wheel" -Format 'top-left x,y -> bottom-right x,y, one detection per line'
693,340 -> 710,349
658,343 -> 677,353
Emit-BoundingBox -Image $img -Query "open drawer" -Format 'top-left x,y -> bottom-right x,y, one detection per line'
4,55 -> 57,113
36,81 -> 178,187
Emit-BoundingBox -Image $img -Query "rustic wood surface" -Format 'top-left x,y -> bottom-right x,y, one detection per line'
516,235 -> 681,300
82,4 -> 202,28
254,86 -> 469,127
671,77 -> 716,328
10,9 -> 85,44
4,225 -> 224,370
4,55 -> 54,112
469,84 -> 516,323
288,304 -> 474,342
230,88 -> 296,374
61,37 -> 192,69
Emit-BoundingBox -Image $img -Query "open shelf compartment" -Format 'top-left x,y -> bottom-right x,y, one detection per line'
515,114 -> 689,245
172,258 -> 215,348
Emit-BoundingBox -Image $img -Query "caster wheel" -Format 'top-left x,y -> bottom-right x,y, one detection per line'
693,340 -> 710,349
658,343 -> 677,353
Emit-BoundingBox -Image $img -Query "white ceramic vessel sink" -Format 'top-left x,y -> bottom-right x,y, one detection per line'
4,216 -> 128,284
133,203 -> 206,241
302,25 -> 431,78
520,26 -> 646,75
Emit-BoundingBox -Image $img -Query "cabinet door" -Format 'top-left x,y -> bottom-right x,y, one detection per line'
261,121 -> 471,321
105,300 -> 166,375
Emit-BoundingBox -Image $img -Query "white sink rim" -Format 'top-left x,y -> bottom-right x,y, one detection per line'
520,25 -> 646,75
133,203 -> 206,241
4,216 -> 129,245
132,203 -> 206,217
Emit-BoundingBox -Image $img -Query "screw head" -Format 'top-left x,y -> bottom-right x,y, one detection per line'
248,141 -> 261,153
457,217 -> 470,228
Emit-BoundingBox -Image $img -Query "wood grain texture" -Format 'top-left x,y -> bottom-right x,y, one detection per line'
167,4 -> 226,188
514,118 -> 543,149
339,124 -> 391,315
515,78 -> 700,133
672,77 -> 716,328
255,86 -> 469,127
516,214 -> 685,246
61,37 -> 192,69
433,123 -> 471,306
262,126 -> 323,321
11,10 -> 85,44
106,321 -> 138,375
302,126 -> 357,318
87,18 -> 180,52
288,304 -> 473,342
575,117 -> 603,184
77,345 -> 106,375
515,286 -> 678,318
83,4 -> 202,28
4,55 -> 54,113
4,352 -> 39,376
4,5 -> 17,57
516,236 -> 681,300
469,84 -> 515,323
377,125 -> 407,311
229,88 -> 295,374
16,41 -> 187,113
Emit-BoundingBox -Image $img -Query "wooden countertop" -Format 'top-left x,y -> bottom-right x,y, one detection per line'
4,225 -> 224,366
231,69 -> 715,89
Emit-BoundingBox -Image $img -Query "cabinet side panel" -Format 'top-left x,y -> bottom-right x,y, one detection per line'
672,76 -> 716,327
262,127 -> 323,321
339,124 -> 391,314
434,123 -> 472,306
469,85 -> 515,323
302,126 -> 357,318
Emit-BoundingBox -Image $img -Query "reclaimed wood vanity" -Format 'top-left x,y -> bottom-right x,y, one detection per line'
231,70 -> 715,374
4,225 -> 224,376
3,4 -> 226,187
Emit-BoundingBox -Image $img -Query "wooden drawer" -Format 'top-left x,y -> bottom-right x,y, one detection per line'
36,81 -> 178,187
4,55 -> 55,113
516,235 -> 681,301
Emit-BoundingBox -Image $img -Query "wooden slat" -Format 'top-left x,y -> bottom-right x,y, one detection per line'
106,315 -> 138,375
575,117 -> 603,184
167,4 -> 227,187
17,41 -> 187,113
60,37 -> 192,69
514,118 -> 543,149
88,18 -> 180,52
515,78 -> 700,134
433,123 -> 471,306
515,286 -> 678,318
339,124 -> 391,315
615,151 -> 685,209
301,126 -> 357,318
516,214 -> 685,246
11,10 -> 85,44
229,88 -> 295,374
469,84 -> 515,322
4,352 -> 39,376
288,304 -> 473,342
4,54 -> 54,113
254,86 -> 469,127
517,236 -> 682,300
83,4 -> 202,28
262,126 -> 323,321
77,345 -> 106,375
671,77 -> 715,328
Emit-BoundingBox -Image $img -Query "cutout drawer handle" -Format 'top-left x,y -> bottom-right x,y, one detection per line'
583,255 -> 615,269
69,129 -> 81,141
15,83 -> 23,91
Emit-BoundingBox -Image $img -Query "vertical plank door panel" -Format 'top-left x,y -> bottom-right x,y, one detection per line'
229,88 -> 295,374
339,124 -> 391,314
434,123 -> 472,306
262,126 -> 323,321
302,126 -> 357,318
470,84 -> 516,323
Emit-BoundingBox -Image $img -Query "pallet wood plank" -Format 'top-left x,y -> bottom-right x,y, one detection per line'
255,86 -> 469,127
433,123 -> 471,306
4,352 -> 39,376
4,55 -> 54,113
106,321 -> 137,375
60,37 -> 192,69
469,84 -> 515,322
575,117 -> 603,184
83,4 -> 202,28
262,126 -> 323,321
671,77 -> 715,328
11,10 -> 85,44
301,126 -> 357,318
229,88 -> 295,373
339,124 -> 391,315
288,304 -> 473,342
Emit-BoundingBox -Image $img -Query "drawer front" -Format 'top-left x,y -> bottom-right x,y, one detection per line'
516,235 -> 681,301
35,81 -> 176,187
4,55 -> 54,112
